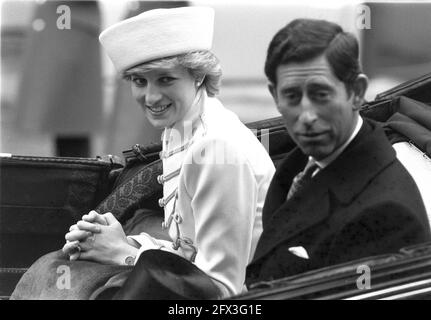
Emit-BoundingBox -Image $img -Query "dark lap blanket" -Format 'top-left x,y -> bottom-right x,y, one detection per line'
10,250 -> 132,300
11,249 -> 221,300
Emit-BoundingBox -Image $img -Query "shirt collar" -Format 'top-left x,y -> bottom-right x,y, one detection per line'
313,115 -> 363,170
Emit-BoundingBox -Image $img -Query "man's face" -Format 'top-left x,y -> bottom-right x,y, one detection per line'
270,55 -> 359,160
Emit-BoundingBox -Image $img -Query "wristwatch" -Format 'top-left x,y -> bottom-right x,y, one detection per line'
124,255 -> 136,266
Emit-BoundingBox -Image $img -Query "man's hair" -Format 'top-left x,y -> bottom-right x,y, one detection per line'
123,50 -> 222,97
265,19 -> 361,92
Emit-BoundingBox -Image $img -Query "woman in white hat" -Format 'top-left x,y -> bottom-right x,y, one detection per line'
62,6 -> 275,298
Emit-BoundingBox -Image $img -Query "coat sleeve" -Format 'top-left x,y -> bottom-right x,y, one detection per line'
181,138 -> 262,296
327,201 -> 431,266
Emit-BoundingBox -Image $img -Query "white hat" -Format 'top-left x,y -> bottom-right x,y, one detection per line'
99,6 -> 215,73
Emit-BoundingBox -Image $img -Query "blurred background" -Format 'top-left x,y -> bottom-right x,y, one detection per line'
1,0 -> 431,158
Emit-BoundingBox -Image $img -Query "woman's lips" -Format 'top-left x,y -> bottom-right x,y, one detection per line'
147,103 -> 171,115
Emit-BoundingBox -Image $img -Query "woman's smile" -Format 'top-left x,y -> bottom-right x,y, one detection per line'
146,103 -> 172,115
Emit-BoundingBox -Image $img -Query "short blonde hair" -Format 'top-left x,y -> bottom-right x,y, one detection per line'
123,50 -> 222,97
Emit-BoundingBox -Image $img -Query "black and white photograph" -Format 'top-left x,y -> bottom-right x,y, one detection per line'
1,0 -> 431,305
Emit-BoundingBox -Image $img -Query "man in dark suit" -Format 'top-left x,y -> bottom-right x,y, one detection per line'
246,19 -> 431,286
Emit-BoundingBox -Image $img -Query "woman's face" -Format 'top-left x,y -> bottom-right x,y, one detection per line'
130,65 -> 198,129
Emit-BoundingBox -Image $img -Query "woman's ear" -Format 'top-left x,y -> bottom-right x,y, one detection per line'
352,74 -> 368,110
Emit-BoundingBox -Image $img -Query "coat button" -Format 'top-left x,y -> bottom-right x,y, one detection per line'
158,198 -> 165,207
157,175 -> 164,185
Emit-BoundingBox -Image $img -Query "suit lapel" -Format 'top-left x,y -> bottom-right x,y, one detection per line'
261,148 -> 307,227
253,166 -> 331,263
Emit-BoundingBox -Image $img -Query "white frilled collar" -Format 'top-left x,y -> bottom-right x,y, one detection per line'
161,88 -> 207,156
157,87 -> 208,262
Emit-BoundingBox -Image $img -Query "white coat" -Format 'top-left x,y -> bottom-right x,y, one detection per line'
129,89 -> 275,297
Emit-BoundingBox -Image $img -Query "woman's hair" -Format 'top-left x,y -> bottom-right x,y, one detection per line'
123,50 -> 222,97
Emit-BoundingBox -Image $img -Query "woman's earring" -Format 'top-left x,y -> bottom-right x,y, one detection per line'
196,76 -> 205,88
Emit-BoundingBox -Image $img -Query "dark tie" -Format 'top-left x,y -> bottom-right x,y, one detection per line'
286,160 -> 319,201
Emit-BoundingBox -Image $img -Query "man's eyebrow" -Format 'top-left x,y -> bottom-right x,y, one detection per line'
280,86 -> 302,94
279,82 -> 302,90
306,82 -> 333,91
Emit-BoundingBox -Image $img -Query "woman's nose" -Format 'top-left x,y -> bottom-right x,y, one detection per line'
144,85 -> 163,106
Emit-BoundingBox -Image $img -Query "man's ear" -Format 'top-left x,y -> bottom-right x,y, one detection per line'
268,82 -> 278,104
351,74 -> 368,110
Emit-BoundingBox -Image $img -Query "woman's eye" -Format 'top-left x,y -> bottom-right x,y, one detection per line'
132,77 -> 147,86
159,77 -> 175,84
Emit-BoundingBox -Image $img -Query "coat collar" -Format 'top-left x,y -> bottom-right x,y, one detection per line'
274,119 -> 395,204
252,119 -> 397,263
318,119 -> 396,204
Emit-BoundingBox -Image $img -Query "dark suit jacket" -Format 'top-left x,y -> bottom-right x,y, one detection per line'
246,119 -> 431,286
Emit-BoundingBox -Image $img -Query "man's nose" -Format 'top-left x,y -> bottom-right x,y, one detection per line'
144,85 -> 163,106
298,96 -> 318,126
